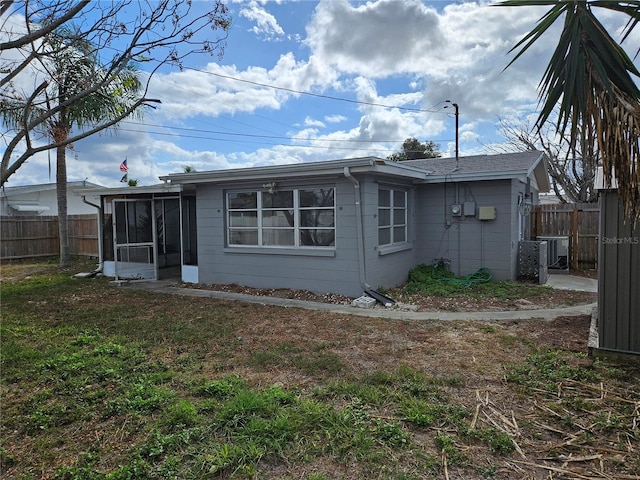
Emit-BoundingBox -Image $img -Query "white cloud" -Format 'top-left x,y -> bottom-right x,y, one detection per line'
306,0 -> 443,76
325,114 -> 346,123
304,0 -> 557,122
304,117 -> 326,128
147,52 -> 340,121
239,1 -> 285,40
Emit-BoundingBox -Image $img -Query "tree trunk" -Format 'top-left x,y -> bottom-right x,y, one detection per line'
56,143 -> 69,268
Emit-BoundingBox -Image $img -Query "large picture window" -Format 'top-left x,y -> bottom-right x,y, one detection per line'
228,187 -> 335,248
378,188 -> 407,246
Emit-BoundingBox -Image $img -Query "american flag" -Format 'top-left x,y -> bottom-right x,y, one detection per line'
119,158 -> 128,172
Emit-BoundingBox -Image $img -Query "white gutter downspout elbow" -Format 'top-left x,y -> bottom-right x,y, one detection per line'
344,167 -> 369,290
81,196 -> 103,273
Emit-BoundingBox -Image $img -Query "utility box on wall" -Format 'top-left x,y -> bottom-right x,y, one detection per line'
477,206 -> 496,221
463,201 -> 476,216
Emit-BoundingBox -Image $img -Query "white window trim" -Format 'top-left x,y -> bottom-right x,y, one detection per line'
227,188 -> 336,250
378,187 -> 408,250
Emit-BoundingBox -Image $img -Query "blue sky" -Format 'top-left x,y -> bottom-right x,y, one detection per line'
2,0 -> 638,187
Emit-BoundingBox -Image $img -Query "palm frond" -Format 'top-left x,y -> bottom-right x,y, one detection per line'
499,0 -> 640,221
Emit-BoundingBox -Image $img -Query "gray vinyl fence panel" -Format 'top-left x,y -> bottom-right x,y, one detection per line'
597,190 -> 640,354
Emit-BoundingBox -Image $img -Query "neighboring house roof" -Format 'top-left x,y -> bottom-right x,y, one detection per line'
402,151 -> 550,192
1,181 -> 106,215
0,180 -> 103,196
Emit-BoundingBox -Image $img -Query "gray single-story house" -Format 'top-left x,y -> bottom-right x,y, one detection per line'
79,151 -> 549,297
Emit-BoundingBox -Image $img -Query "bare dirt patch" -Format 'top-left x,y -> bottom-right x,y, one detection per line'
188,282 -> 597,312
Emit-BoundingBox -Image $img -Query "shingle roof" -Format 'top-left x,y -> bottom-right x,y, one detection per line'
402,150 -> 545,176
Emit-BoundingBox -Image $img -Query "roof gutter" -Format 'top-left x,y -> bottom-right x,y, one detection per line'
344,167 -> 369,291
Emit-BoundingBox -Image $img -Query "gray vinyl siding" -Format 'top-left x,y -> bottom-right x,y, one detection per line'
597,190 -> 640,354
362,180 -> 419,290
192,174 -> 532,296
414,179 -> 524,281
195,178 -> 365,297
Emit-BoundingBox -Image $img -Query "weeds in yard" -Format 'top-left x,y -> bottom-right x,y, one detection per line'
401,263 -> 562,302
1,259 -> 638,479
249,342 -> 345,376
506,348 -> 599,392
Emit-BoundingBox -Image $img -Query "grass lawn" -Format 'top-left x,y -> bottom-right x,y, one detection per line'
1,258 -> 638,479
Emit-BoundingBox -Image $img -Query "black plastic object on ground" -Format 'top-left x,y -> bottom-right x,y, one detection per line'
365,289 -> 396,306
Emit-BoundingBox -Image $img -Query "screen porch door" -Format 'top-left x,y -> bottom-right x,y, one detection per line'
112,199 -> 158,280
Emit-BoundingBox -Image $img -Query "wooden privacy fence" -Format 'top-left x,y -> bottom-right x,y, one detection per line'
1,214 -> 99,260
530,203 -> 600,270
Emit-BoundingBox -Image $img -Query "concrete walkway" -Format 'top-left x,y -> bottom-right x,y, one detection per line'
546,272 -> 598,293
128,272 -> 597,322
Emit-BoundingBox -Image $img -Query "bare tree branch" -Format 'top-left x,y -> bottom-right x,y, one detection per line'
0,1 -> 89,50
0,0 -> 230,186
486,116 -> 599,203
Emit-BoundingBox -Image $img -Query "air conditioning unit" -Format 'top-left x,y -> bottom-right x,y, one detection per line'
537,236 -> 569,270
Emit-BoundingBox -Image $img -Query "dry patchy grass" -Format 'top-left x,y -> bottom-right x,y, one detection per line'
1,259 -> 637,480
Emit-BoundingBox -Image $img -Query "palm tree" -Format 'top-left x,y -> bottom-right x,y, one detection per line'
2,26 -> 144,267
499,0 -> 640,221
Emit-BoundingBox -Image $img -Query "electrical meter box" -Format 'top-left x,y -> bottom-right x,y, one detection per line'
477,206 -> 496,220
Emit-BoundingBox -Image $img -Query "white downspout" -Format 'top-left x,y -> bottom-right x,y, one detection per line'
344,167 -> 369,290
81,196 -> 103,273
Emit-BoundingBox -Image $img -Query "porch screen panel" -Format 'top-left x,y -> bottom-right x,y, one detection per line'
182,196 -> 198,265
115,200 -> 153,245
156,199 -> 180,255
113,199 -> 155,279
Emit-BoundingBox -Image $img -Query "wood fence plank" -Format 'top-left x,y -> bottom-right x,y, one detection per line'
1,215 -> 98,260
531,203 -> 600,270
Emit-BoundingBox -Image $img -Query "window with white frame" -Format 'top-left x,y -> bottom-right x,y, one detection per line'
378,188 -> 407,246
227,187 -> 335,247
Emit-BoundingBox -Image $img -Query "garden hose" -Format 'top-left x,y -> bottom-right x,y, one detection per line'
431,263 -> 492,287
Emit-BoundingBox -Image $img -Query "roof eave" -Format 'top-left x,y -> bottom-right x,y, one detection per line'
75,184 -> 183,196
161,158 -> 429,185
421,171 -> 531,183
528,152 -> 551,193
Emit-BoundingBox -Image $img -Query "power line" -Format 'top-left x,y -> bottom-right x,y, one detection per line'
120,120 -> 453,145
181,66 -> 447,114
120,126 -> 409,154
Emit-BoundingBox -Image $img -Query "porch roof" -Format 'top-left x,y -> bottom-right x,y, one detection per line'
74,183 -> 184,197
